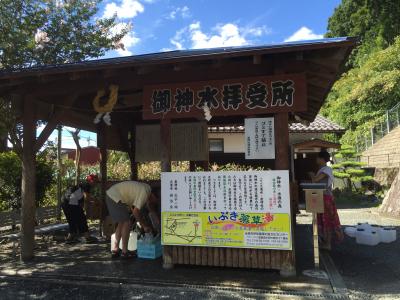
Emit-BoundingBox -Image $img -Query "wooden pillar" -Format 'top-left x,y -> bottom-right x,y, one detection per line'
274,113 -> 290,170
56,125 -> 62,221
160,119 -> 171,172
98,125 -> 108,236
160,118 -> 173,269
20,96 -> 37,262
274,113 -> 295,276
129,128 -> 138,180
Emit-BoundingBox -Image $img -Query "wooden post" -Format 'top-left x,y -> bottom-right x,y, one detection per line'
312,212 -> 319,268
20,96 -> 37,262
98,125 -> 108,237
274,112 -> 296,276
129,128 -> 138,180
160,118 -> 173,269
56,125 -> 62,221
275,113 -> 289,170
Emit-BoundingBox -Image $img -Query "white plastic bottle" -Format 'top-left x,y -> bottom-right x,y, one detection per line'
110,231 -> 138,251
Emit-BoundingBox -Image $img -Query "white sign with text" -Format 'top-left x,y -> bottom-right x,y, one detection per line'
245,117 -> 275,159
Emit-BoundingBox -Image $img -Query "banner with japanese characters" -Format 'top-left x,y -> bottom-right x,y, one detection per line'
143,74 -> 306,120
245,117 -> 275,159
161,171 -> 292,250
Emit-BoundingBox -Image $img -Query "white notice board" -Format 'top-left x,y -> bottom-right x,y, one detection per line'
161,171 -> 292,250
245,118 -> 275,159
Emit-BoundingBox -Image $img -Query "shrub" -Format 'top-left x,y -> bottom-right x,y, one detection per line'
0,151 -> 55,211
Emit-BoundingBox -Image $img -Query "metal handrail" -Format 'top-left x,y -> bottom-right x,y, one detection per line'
355,102 -> 400,153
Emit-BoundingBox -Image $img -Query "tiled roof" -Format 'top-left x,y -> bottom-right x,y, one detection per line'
208,115 -> 345,134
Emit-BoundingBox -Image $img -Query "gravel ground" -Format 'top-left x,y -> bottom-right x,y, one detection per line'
297,207 -> 400,300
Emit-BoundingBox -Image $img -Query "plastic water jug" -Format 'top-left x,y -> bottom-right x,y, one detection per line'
355,228 -> 380,246
356,223 -> 371,231
379,227 -> 397,243
110,231 -> 138,251
344,226 -> 356,238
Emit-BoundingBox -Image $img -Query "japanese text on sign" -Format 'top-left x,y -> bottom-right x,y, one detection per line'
245,117 -> 275,159
143,74 -> 307,119
161,171 -> 292,250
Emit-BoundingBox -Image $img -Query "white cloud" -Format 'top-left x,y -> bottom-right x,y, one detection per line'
284,26 -> 323,42
168,21 -> 269,50
167,6 -> 191,20
191,22 -> 246,48
111,22 -> 140,56
103,0 -> 144,19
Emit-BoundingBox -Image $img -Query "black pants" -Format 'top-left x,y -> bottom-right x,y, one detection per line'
62,203 -> 89,235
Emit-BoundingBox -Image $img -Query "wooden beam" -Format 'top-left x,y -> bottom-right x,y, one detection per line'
34,94 -> 80,152
253,55 -> 262,65
161,118 -> 173,269
20,95 -> 37,262
305,60 -> 338,74
17,59 -> 275,99
35,117 -> 59,153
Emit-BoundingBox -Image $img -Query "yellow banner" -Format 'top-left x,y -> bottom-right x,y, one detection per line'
162,211 -> 291,250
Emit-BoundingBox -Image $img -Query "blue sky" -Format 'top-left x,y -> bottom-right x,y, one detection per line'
42,0 -> 343,149
102,0 -> 342,57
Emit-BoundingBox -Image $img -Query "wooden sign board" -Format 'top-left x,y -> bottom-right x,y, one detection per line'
142,74 -> 307,120
135,122 -> 208,162
304,189 -> 324,213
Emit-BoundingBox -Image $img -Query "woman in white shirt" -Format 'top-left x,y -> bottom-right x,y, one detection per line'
105,181 -> 160,259
310,151 -> 343,250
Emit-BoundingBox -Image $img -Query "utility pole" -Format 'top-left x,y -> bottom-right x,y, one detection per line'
57,125 -> 62,221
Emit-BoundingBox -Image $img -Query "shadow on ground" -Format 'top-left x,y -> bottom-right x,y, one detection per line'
0,224 -> 333,299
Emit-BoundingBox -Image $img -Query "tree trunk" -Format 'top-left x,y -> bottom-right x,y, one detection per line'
0,136 -> 7,152
20,96 -> 37,262
379,169 -> 400,217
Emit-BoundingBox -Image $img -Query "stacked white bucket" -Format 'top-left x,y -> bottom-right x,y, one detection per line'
344,223 -> 397,246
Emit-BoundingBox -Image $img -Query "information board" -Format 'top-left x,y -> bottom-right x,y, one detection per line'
161,171 -> 292,250
245,117 -> 275,159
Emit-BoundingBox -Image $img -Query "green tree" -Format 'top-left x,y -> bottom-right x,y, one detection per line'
326,0 -> 400,67
0,0 -> 128,69
322,37 -> 400,144
0,0 -> 129,153
0,151 -> 55,211
332,145 -> 373,190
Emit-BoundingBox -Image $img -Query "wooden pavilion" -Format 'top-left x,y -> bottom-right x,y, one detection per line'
0,37 -> 355,273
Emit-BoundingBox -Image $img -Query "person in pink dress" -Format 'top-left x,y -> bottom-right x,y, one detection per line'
309,151 -> 344,250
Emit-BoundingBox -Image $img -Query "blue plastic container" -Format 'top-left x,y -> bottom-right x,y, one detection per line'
137,238 -> 162,259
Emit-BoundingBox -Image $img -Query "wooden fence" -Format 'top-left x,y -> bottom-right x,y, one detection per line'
163,246 -> 294,271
